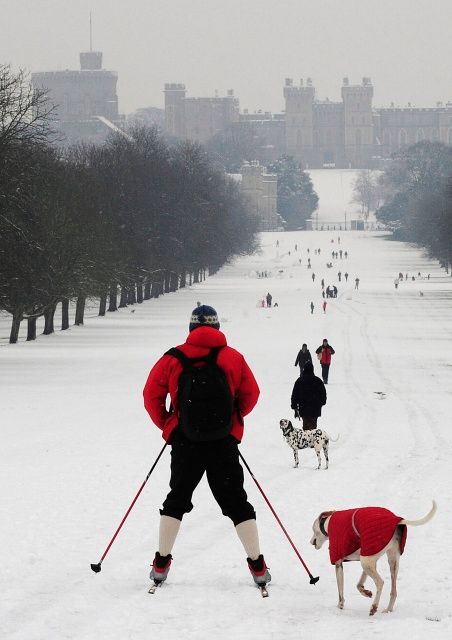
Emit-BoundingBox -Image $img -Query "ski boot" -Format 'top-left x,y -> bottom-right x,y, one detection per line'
247,554 -> 271,586
150,552 -> 172,584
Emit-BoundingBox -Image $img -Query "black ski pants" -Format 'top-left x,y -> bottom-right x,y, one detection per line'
321,363 -> 330,383
160,430 -> 256,526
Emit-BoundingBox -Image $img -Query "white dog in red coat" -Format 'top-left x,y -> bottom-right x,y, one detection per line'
310,501 -> 437,615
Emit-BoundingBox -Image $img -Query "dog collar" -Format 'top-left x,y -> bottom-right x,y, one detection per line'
319,517 -> 329,538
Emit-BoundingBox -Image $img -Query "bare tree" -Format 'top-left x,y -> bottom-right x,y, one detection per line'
351,170 -> 382,224
0,65 -> 55,151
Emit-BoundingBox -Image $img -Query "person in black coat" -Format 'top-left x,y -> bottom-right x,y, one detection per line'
291,361 -> 327,430
294,343 -> 312,374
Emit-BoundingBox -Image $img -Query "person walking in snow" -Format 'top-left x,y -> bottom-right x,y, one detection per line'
310,301 -> 314,314
355,277 -> 360,290
266,292 -> 272,307
291,361 -> 327,431
315,338 -> 335,384
312,272 -> 316,282
322,300 -> 327,313
143,305 -> 270,588
294,343 -> 312,375
337,271 -> 342,282
344,272 -> 349,282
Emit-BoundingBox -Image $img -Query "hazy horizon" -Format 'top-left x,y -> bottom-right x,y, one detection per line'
1,0 -> 451,115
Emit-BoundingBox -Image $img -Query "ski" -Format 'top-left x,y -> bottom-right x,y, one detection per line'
259,585 -> 269,598
148,581 -> 163,594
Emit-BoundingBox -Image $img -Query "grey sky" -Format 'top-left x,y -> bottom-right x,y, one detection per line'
1,0 -> 451,115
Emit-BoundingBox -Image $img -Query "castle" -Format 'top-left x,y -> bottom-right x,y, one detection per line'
32,50 -> 123,144
164,78 -> 452,169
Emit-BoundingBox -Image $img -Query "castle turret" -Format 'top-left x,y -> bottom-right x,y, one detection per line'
164,83 -> 186,138
284,78 -> 315,161
341,77 -> 374,167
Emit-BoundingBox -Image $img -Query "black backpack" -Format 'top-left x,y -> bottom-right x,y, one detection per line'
165,346 -> 234,442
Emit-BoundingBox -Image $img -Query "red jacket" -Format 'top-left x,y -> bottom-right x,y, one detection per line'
316,344 -> 335,365
328,507 -> 407,564
143,326 -> 260,442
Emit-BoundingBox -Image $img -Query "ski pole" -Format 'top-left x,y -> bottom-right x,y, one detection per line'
238,450 -> 319,585
91,442 -> 168,573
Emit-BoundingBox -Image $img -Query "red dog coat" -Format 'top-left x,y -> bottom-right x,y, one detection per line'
328,507 -> 407,565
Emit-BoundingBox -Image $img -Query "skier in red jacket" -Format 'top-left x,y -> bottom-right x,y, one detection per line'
143,305 -> 270,588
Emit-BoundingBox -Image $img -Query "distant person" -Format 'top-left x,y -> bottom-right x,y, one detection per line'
312,272 -> 316,282
321,278 -> 325,289
394,278 -> 399,289
337,271 -> 342,282
291,361 -> 327,431
344,251 -> 348,259
294,343 -> 312,374
322,300 -> 327,313
315,338 -> 335,384
310,301 -> 314,314
339,250 -> 343,259
333,285 -> 337,298
266,292 -> 272,307
307,258 -> 311,269
344,272 -> 349,282
355,277 -> 360,290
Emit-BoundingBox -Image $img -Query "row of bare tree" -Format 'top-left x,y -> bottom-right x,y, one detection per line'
375,141 -> 452,271
0,66 -> 259,343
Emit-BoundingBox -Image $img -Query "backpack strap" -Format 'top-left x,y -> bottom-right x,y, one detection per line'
165,346 -> 224,367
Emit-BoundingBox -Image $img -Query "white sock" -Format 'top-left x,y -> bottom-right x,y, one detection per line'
158,515 -> 181,556
235,519 -> 261,560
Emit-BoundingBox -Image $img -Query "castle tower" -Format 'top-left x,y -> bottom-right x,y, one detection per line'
164,83 -> 186,138
284,78 -> 315,163
341,77 -> 374,168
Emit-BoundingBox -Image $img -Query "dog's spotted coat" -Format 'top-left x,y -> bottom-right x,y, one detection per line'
279,418 -> 333,469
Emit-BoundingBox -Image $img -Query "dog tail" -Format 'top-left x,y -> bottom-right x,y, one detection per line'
399,500 -> 437,527
323,431 -> 340,443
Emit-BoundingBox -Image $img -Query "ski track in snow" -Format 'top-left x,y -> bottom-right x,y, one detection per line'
1,170 -> 451,639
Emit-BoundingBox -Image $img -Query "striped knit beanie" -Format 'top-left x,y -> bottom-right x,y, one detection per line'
189,305 -> 220,332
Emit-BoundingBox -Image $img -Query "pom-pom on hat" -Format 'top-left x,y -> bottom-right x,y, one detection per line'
189,305 -> 220,332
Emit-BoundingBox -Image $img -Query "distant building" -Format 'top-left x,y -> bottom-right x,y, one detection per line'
164,79 -> 452,169
32,50 -> 124,144
232,161 -> 279,231
164,84 -> 239,143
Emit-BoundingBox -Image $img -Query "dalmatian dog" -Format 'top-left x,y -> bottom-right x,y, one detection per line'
279,419 -> 338,469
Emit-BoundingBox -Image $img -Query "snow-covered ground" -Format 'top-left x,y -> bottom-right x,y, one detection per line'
1,172 -> 452,639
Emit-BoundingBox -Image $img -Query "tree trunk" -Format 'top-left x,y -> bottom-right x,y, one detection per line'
9,312 -> 22,344
108,284 -> 118,312
151,280 -> 159,298
75,296 -> 86,325
170,272 -> 178,292
189,271 -> 193,286
43,305 -> 56,335
61,299 -> 70,330
27,316 -> 37,341
127,286 -> 136,305
179,270 -> 186,288
164,271 -> 170,293
193,269 -> 199,284
144,281 -> 151,300
98,292 -> 107,316
137,281 -> 143,303
119,286 -> 128,308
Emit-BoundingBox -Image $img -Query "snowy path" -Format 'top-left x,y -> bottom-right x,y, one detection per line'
1,223 -> 452,638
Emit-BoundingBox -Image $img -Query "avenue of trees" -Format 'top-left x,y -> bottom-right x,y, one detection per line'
375,141 -> 452,272
0,67 -> 259,343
